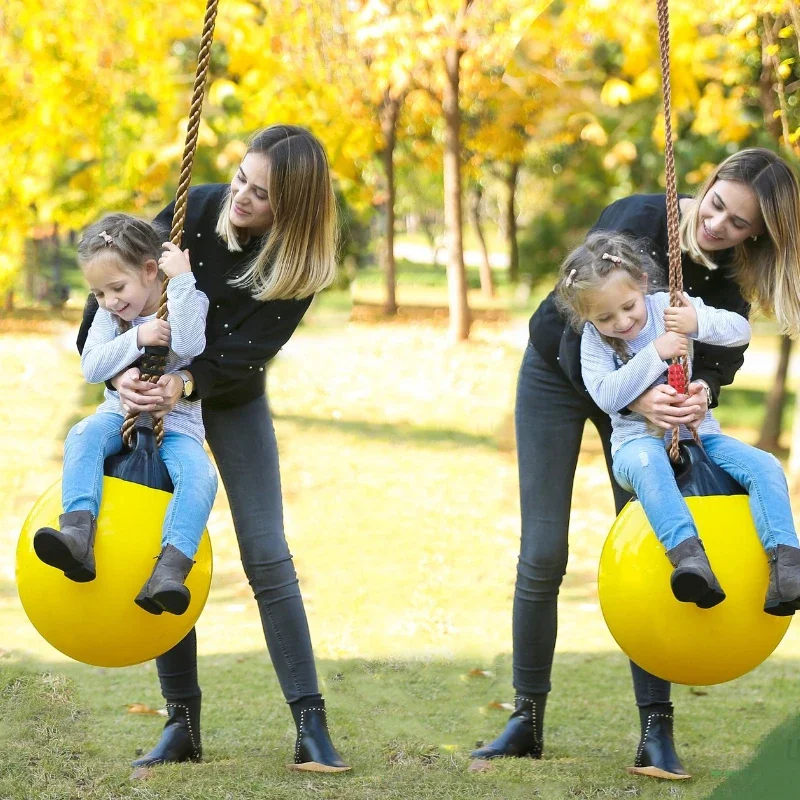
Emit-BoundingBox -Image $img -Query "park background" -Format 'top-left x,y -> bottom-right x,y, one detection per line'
3,0 -> 800,797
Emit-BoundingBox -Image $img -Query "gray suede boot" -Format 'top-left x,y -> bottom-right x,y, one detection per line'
666,537 -> 725,609
764,545 -> 800,617
33,510 -> 97,582
135,545 -> 194,616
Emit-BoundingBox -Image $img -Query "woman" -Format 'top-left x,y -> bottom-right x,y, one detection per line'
77,125 -> 350,772
472,148 -> 800,779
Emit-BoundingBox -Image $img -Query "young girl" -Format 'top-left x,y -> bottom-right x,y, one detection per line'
556,230 -> 800,616
34,214 -> 217,616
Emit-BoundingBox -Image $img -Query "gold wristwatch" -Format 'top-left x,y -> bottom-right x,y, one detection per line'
177,371 -> 195,399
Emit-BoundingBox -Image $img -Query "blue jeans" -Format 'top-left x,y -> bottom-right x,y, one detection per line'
62,412 -> 218,559
613,433 -> 799,552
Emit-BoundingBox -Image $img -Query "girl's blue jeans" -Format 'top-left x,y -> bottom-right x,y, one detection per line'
613,433 -> 799,553
62,412 -> 218,559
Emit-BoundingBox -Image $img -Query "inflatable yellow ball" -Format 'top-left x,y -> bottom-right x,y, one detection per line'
598,496 -> 791,686
16,477 -> 212,668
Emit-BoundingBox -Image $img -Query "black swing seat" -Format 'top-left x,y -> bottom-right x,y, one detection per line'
104,427 -> 174,493
670,439 -> 746,499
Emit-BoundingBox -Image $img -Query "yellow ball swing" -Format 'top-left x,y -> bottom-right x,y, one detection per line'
15,0 -> 221,669
597,0 -> 791,687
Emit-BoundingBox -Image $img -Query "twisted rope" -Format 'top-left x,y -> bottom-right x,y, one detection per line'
122,0 -> 219,447
656,0 -> 698,463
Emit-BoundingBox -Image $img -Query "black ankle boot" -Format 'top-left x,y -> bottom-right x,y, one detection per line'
287,699 -> 350,772
135,544 -> 194,616
471,695 -> 545,759
628,706 -> 690,780
33,510 -> 97,582
764,545 -> 800,616
131,696 -> 202,767
666,537 -> 725,609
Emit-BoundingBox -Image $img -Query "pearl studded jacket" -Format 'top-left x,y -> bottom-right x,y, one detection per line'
528,193 -> 750,410
78,184 -> 313,410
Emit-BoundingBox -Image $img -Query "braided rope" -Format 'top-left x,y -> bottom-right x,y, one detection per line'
656,0 -> 698,463
122,0 -> 219,447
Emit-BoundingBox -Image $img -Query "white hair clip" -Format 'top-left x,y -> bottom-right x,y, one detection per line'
601,252 -> 622,264
98,231 -> 114,246
565,268 -> 578,287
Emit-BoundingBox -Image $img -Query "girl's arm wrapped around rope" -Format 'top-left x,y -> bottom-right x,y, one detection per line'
80,308 -> 144,384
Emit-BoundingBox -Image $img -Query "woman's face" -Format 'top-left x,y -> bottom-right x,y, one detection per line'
696,179 -> 765,251
230,153 -> 274,235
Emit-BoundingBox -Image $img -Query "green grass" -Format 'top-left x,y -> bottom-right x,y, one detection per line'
3,288 -> 800,798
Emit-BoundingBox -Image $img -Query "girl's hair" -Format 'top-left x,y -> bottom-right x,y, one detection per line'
555,231 -> 663,363
216,125 -> 338,301
77,214 -> 162,272
680,147 -> 800,335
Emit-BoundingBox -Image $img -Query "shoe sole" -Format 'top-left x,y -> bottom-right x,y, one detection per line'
33,530 -> 95,582
286,762 -> 351,773
151,589 -> 190,615
627,766 -> 691,780
671,572 -> 724,608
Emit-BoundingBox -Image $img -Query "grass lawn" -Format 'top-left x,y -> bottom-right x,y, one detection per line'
2,277 -> 800,799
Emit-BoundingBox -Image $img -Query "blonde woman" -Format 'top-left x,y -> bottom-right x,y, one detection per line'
78,126 -> 348,772
472,148 -> 800,779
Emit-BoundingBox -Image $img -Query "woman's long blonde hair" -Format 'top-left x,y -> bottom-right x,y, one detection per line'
216,125 -> 338,301
680,148 -> 800,335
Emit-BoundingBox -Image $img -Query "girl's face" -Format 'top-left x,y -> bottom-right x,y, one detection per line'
83,254 -> 160,321
586,272 -> 648,341
696,179 -> 764,251
230,152 -> 274,235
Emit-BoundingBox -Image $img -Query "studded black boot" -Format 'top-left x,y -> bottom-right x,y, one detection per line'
33,510 -> 97,582
764,545 -> 800,616
135,544 -> 194,616
131,696 -> 202,767
287,699 -> 350,772
666,537 -> 725,609
628,705 -> 690,780
471,695 -> 545,759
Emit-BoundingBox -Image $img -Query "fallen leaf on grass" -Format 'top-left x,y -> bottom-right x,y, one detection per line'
689,687 -> 708,696
468,759 -> 494,773
461,668 -> 494,681
130,767 -> 153,781
126,703 -> 167,716
487,701 -> 514,711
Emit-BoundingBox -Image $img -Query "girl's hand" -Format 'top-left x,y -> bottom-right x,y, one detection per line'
664,292 -> 698,335
159,242 -> 192,278
654,331 -> 689,360
113,368 -> 164,414
628,384 -> 702,430
137,319 -> 171,347
147,374 -> 183,420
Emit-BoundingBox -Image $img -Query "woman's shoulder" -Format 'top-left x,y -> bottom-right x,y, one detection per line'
155,184 -> 228,235
187,184 -> 229,220
591,194 -> 667,238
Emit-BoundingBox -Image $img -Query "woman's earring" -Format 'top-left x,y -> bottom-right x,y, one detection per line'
751,235 -> 758,242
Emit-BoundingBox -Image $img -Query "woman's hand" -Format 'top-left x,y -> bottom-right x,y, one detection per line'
113,367 -> 164,414
628,384 -> 703,430
147,374 -> 184,420
680,381 -> 709,429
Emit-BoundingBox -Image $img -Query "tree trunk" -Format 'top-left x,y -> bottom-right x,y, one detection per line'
505,161 -> 520,284
468,185 -> 494,299
758,335 -> 794,451
379,91 -> 400,316
443,33 -> 470,341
